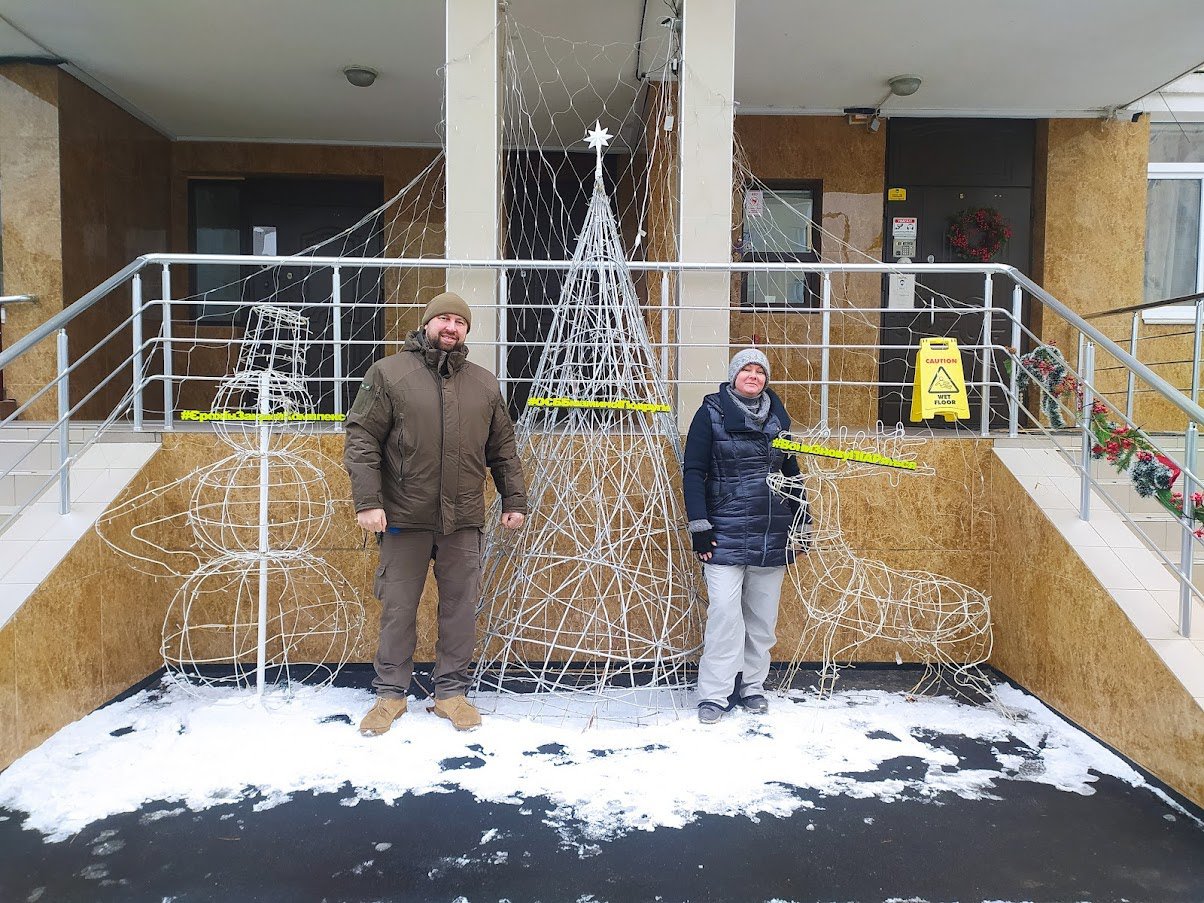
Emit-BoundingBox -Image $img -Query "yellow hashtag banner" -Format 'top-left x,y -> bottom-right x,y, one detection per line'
526,396 -> 671,414
771,437 -> 917,471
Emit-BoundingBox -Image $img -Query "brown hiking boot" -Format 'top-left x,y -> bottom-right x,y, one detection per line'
429,694 -> 481,731
359,696 -> 407,736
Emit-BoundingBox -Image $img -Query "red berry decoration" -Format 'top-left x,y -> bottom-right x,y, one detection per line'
946,207 -> 1013,262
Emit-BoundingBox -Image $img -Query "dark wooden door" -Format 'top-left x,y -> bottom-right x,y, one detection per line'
504,152 -> 616,419
878,120 -> 1034,429
244,178 -> 383,413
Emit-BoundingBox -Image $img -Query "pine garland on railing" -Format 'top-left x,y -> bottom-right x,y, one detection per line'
1015,342 -> 1203,536
1014,343 -> 1078,428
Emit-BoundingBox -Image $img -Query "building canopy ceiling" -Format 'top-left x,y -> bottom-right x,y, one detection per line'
0,0 -> 1201,144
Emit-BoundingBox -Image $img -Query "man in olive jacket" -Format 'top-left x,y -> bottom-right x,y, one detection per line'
345,291 -> 527,736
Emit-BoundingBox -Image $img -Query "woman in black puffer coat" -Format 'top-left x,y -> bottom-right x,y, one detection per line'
682,348 -> 804,724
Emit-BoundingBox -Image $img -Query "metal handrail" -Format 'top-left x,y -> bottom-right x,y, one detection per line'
140,252 -> 1011,273
3,253 -> 1199,425
1083,289 -> 1204,320
0,251 -> 1197,635
0,255 -> 1009,373
0,259 -> 146,371
7,251 -> 1199,426
1010,270 -> 1204,427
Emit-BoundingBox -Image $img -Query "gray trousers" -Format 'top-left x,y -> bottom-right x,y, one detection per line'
697,563 -> 786,706
373,527 -> 483,700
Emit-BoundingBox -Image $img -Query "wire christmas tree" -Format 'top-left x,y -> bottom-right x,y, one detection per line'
474,123 -> 703,724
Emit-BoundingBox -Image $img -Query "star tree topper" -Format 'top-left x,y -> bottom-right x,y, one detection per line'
585,120 -> 611,182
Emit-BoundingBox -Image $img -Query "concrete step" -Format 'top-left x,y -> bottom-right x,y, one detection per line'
0,423 -> 158,444
0,472 -> 59,507
1092,479 -> 1188,516
0,425 -> 160,524
0,441 -> 63,472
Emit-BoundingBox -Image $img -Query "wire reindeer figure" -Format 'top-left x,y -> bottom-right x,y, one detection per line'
770,424 -> 995,702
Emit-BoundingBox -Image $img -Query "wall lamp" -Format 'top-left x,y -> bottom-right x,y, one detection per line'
343,66 -> 379,88
846,75 -> 922,130
887,75 -> 922,97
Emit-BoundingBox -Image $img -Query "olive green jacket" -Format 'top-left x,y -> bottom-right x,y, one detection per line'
343,332 -> 527,533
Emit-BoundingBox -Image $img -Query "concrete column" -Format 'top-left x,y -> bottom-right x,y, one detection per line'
676,0 -> 735,428
445,0 -> 501,375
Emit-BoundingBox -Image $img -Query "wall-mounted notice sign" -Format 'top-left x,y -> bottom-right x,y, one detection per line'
745,190 -> 765,217
888,268 -> 916,308
887,188 -> 907,201
892,216 -> 917,238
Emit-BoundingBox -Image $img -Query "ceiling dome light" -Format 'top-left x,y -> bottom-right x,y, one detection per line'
887,75 -> 922,97
343,66 -> 379,88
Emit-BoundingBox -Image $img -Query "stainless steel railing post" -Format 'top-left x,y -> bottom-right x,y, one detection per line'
132,272 -> 144,431
1179,422 -> 1198,638
819,272 -> 832,428
1193,299 -> 1203,407
57,329 -> 71,515
1126,311 -> 1139,423
498,267 -> 509,400
979,273 -> 993,437
1008,283 -> 1021,437
161,264 -> 174,431
660,274 -> 670,384
1079,341 -> 1095,521
331,266 -> 344,425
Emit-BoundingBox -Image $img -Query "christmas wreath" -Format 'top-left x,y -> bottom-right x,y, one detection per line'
947,207 -> 1013,262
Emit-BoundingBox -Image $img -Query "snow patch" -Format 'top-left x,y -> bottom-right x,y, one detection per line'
0,680 -> 1173,845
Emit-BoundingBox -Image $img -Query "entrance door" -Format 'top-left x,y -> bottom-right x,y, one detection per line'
878,119 -> 1034,429
504,152 -> 617,419
243,178 -> 384,413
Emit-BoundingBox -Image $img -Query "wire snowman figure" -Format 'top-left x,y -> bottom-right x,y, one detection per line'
100,305 -> 363,695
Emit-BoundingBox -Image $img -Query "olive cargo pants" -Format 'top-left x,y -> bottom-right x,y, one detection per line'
372,527 -> 483,700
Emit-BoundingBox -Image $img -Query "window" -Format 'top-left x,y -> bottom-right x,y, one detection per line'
738,182 -> 822,310
189,180 -> 247,324
1142,124 -> 1204,324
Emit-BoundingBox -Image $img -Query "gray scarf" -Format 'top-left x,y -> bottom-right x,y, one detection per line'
727,384 -> 771,428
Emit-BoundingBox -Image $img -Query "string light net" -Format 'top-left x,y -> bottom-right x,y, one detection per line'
139,6 -> 1008,448
108,8 -> 1002,705
472,127 -> 703,725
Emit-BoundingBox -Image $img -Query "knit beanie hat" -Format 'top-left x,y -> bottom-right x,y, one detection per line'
421,291 -> 472,331
728,348 -> 771,384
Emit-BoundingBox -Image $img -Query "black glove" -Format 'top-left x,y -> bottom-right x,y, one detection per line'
691,530 -> 717,555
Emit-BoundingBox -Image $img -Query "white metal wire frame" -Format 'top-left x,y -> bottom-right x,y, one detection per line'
472,144 -> 703,724
770,424 -> 994,701
96,305 -> 364,694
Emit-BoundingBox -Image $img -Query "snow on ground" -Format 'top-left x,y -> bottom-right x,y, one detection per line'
0,678 -> 1176,844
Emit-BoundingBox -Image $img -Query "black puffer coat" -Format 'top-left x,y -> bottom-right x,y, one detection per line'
682,385 -> 801,567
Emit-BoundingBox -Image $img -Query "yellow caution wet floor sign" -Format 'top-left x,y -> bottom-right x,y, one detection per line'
909,337 -> 970,422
